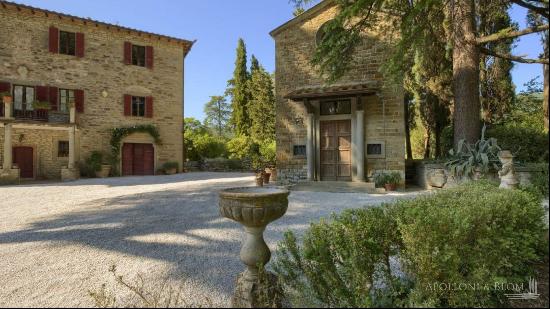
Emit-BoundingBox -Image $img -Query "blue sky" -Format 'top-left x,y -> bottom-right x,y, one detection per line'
12,0 -> 545,121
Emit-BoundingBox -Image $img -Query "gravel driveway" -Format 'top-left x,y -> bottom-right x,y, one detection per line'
0,172 -> 422,307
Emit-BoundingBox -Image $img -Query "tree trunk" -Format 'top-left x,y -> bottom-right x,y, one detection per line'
452,0 -> 481,147
544,62 -> 549,131
423,128 -> 431,159
404,95 -> 413,160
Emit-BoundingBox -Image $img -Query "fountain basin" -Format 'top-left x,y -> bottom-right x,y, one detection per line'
219,187 -> 289,228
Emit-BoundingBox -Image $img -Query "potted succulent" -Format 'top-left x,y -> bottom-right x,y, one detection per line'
162,161 -> 179,175
375,171 -> 402,192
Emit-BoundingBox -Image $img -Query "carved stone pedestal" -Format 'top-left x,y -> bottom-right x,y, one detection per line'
61,167 -> 80,182
232,270 -> 283,308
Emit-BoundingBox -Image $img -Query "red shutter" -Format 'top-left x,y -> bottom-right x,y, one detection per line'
49,87 -> 58,111
76,32 -> 85,58
146,46 -> 154,69
75,89 -> 84,113
124,94 -> 132,116
123,42 -> 132,65
36,86 -> 49,103
49,26 -> 59,53
0,82 -> 10,93
145,96 -> 153,118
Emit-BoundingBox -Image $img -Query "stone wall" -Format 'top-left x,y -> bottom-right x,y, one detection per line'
272,2 -> 405,184
0,4 -> 187,179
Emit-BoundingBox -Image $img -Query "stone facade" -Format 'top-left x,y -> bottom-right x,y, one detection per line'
271,0 -> 405,184
0,1 -> 193,182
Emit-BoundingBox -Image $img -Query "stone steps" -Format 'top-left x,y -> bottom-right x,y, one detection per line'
289,181 -> 378,194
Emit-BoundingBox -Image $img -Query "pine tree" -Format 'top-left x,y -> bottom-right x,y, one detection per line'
248,58 -> 276,143
228,38 -> 251,136
204,95 -> 231,137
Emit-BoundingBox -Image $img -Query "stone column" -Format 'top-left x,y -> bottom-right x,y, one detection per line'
69,105 -> 76,124
3,123 -> 13,169
356,110 -> 365,182
306,113 -> 315,181
4,101 -> 12,119
68,126 -> 75,169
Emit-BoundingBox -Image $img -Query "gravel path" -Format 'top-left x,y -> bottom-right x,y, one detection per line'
0,172 -> 422,307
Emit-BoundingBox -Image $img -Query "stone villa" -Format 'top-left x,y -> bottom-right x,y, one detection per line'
271,0 -> 406,185
0,1 -> 193,183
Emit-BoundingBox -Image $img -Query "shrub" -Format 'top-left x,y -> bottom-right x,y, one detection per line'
80,151 -> 103,177
186,134 -> 226,161
521,163 -> 549,199
487,125 -> 549,163
227,135 -> 258,160
274,182 -> 547,308
374,171 -> 402,187
162,161 -> 179,171
259,139 -> 276,167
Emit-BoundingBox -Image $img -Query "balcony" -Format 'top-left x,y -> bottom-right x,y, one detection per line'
13,109 -> 50,122
1,104 -> 74,125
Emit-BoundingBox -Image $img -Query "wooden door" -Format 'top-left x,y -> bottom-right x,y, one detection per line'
320,120 -> 352,181
13,146 -> 34,178
121,143 -> 155,176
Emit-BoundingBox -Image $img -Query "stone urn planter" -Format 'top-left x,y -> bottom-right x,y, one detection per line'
262,172 -> 271,184
255,174 -> 264,187
219,187 -> 290,308
95,164 -> 111,178
267,167 -> 277,182
427,168 -> 447,188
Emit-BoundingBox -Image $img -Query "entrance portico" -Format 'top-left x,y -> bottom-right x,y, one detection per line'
287,84 -> 377,183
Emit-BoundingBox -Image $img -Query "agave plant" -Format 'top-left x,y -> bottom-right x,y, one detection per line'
445,126 -> 502,179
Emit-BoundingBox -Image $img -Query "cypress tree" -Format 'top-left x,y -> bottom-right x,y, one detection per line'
229,38 -> 251,136
248,58 -> 276,143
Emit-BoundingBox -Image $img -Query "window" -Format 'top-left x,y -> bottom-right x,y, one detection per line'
59,89 -> 75,113
59,31 -> 76,56
293,145 -> 306,157
132,96 -> 146,117
320,99 -> 351,115
132,44 -> 146,67
367,142 -> 385,158
58,141 -> 69,157
13,85 -> 35,111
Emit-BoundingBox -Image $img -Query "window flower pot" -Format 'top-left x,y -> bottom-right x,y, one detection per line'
2,95 -> 12,105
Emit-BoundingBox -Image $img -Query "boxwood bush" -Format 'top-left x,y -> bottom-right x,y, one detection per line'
273,182 -> 547,308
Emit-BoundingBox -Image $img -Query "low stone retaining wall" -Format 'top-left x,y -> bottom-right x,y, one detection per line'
184,158 -> 251,173
0,168 -> 20,185
412,160 -> 547,190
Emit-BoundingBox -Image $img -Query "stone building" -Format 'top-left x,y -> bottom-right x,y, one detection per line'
0,0 -> 193,183
270,0 -> 406,185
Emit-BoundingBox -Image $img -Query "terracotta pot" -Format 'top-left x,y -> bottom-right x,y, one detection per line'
255,175 -> 264,187
384,183 -> 397,191
95,164 -> 111,178
2,96 -> 12,104
165,168 -> 177,175
262,172 -> 271,184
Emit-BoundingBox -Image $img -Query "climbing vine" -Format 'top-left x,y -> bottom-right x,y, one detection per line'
110,124 -> 162,174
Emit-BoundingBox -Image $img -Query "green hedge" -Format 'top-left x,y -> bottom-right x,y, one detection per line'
487,126 -> 549,163
273,182 -> 547,308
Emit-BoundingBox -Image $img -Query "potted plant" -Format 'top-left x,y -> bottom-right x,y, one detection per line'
262,170 -> 271,184
375,172 -> 402,192
255,171 -> 264,187
162,161 -> 179,175
32,100 -> 52,110
1,91 -> 12,105
86,151 -> 111,178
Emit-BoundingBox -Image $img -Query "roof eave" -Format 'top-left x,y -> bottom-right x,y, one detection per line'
270,0 -> 334,38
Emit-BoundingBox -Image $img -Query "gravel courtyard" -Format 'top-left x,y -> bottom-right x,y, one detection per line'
0,172 -> 422,307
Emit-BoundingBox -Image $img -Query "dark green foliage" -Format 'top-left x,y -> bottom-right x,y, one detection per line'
228,39 -> 251,136
521,163 -> 549,199
274,181 -> 547,308
80,151 -> 103,177
487,125 -> 549,163
184,117 -> 227,161
161,161 -> 179,171
248,59 -> 276,143
374,171 -> 402,187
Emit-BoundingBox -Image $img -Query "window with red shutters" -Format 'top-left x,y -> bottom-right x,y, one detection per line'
124,42 -> 132,65
35,86 -> 49,103
145,96 -> 153,118
146,46 -> 154,69
75,89 -> 84,113
49,87 -> 58,111
124,94 -> 132,116
76,33 -> 85,58
0,81 -> 10,94
49,26 -> 59,53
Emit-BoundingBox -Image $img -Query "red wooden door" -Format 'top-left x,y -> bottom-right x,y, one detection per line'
13,146 -> 34,178
121,143 -> 154,176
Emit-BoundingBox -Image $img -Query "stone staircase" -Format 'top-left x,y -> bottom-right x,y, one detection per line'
289,181 -> 378,194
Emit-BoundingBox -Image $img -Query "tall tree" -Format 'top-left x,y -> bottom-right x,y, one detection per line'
248,58 -> 276,142
292,0 -> 549,146
479,1 -> 516,124
228,38 -> 251,136
204,95 -> 231,137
